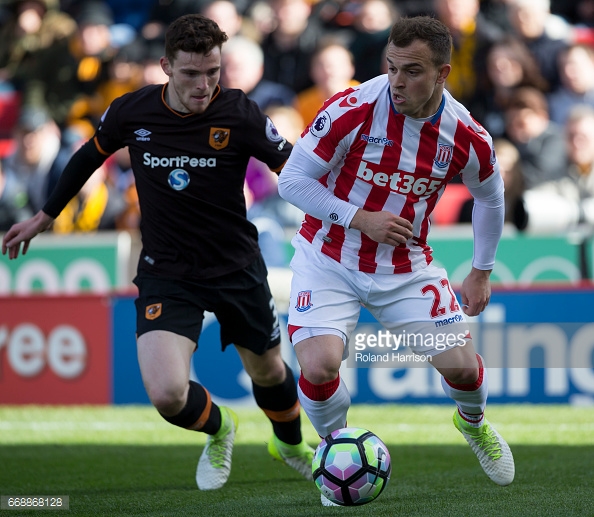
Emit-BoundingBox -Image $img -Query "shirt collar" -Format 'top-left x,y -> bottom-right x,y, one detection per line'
388,85 -> 445,126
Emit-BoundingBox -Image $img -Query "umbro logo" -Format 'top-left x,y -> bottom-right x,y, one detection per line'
135,128 -> 151,141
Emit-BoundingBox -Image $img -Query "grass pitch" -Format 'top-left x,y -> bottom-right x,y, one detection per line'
1,404 -> 593,516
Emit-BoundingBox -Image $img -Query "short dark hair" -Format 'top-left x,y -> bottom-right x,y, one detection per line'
388,16 -> 452,67
165,14 -> 228,63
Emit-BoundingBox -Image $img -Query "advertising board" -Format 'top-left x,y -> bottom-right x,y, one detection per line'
0,296 -> 111,404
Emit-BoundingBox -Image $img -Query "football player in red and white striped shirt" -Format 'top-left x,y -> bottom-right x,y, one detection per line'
279,16 -> 514,498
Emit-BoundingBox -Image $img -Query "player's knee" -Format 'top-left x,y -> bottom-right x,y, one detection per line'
146,384 -> 187,415
299,351 -> 340,384
250,368 -> 285,387
301,364 -> 340,385
241,345 -> 288,386
249,359 -> 286,386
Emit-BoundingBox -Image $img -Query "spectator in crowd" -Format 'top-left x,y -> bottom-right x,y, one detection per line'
260,0 -> 326,94
102,146 -> 141,231
519,105 -> 594,232
220,35 -> 296,111
92,38 -> 146,120
244,0 -> 276,42
246,104 -> 305,266
294,39 -> 359,127
548,43 -> 594,126
575,0 -> 594,28
506,0 -> 569,92
0,82 -> 21,144
2,106 -> 64,214
246,104 -> 304,223
348,0 -> 399,83
504,86 -> 567,189
478,0 -> 515,33
201,0 -> 260,41
137,35 -> 169,86
431,0 -> 504,113
459,138 -> 525,224
51,156 -> 128,233
479,35 -> 549,137
0,0 -> 76,81
202,0 -> 243,38
0,0 -> 76,139
17,1 -> 118,133
0,158 -> 34,231
118,27 -> 168,88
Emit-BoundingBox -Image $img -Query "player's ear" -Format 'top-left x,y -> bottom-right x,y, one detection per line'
436,63 -> 451,84
160,56 -> 172,77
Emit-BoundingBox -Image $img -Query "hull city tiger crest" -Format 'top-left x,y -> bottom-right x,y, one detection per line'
209,127 -> 230,150
145,303 -> 162,320
295,290 -> 313,312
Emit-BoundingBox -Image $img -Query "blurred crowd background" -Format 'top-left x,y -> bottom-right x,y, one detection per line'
1,0 -> 594,267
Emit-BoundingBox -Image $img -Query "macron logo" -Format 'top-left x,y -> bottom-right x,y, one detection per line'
361,134 -> 393,147
135,128 -> 151,141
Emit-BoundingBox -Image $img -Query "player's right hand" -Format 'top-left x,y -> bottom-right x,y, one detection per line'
349,209 -> 413,246
2,211 -> 54,259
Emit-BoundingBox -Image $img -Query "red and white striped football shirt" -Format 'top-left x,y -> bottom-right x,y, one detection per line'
291,75 -> 498,274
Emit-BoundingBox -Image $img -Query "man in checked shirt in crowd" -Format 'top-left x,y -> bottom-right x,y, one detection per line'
278,16 -> 515,506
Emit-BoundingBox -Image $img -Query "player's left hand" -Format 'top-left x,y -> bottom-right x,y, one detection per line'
460,268 -> 492,316
1,211 -> 54,259
349,209 -> 413,245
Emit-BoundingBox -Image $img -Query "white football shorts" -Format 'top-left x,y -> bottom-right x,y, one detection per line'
288,234 -> 469,357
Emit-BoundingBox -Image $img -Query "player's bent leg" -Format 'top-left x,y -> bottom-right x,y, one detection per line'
429,337 -> 480,386
235,342 -> 287,387
294,333 -> 346,508
433,345 -> 515,486
236,345 -> 314,481
137,330 -> 196,415
137,331 -> 237,490
294,333 -> 350,439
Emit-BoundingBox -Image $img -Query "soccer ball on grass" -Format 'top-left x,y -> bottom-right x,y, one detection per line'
312,427 -> 391,506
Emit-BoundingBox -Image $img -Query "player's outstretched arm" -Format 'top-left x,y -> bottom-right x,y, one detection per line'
2,139 -> 110,260
2,211 -> 54,259
462,168 -> 504,316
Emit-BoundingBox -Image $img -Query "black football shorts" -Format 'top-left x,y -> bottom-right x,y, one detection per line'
133,256 -> 281,354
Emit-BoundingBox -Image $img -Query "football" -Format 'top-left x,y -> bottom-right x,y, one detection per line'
312,427 -> 391,506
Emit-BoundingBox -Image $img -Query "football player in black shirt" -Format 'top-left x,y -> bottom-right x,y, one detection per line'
2,14 -> 314,491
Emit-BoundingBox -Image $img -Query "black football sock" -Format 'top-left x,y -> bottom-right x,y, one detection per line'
160,381 -> 221,435
252,362 -> 302,445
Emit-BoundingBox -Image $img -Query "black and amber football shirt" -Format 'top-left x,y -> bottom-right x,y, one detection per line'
51,83 -> 293,280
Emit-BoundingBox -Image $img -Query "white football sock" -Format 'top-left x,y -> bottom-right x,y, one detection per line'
441,355 -> 488,428
298,374 -> 350,438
